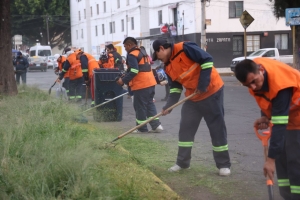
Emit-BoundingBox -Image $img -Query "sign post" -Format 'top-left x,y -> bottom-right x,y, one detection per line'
239,10 -> 254,59
286,8 -> 300,68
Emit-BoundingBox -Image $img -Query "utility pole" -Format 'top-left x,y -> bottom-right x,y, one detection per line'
201,0 -> 207,51
46,15 -> 50,46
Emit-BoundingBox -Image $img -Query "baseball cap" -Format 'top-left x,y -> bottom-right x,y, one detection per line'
152,39 -> 168,61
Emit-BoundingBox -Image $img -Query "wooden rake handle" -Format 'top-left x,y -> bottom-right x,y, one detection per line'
111,92 -> 197,143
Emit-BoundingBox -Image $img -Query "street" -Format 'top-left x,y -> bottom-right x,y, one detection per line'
26,70 -> 282,199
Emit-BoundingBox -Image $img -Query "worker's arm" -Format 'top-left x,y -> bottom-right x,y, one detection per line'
59,60 -> 71,80
183,42 -> 214,93
80,55 -> 89,81
162,74 -> 183,112
268,87 -> 292,159
122,54 -> 138,84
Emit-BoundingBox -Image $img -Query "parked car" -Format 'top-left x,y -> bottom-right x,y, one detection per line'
28,57 -> 47,72
230,48 -> 293,72
47,56 -> 57,69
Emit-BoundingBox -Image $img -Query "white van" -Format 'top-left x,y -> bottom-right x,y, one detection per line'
28,44 -> 52,72
29,44 -> 52,57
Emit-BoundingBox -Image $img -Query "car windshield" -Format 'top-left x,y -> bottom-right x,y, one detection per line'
38,50 -> 51,57
248,50 -> 266,57
48,56 -> 55,59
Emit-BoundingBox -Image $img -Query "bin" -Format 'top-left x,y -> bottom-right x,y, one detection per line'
93,68 -> 124,122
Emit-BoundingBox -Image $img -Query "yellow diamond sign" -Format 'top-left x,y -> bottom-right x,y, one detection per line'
240,10 -> 254,29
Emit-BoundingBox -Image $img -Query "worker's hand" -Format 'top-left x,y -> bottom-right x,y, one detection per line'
85,80 -> 90,87
116,78 -> 124,86
263,157 -> 275,182
161,109 -> 171,116
56,78 -> 61,83
195,89 -> 204,94
254,116 -> 270,130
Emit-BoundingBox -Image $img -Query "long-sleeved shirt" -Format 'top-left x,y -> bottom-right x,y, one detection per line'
256,71 -> 292,159
14,56 -> 29,71
163,42 -> 214,110
122,47 -> 139,84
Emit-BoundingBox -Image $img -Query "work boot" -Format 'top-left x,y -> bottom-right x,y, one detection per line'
168,164 -> 190,172
149,124 -> 163,133
219,168 -> 231,176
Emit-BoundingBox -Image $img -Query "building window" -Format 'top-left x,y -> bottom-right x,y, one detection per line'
127,0 -> 129,6
229,1 -> 243,18
102,24 -> 105,35
232,36 -> 243,56
137,0 -> 140,2
78,11 -> 81,20
247,35 -> 260,52
84,9 -> 86,19
158,10 -> 162,25
90,7 -> 93,17
81,29 -> 83,38
76,30 -> 78,39
103,1 -> 106,13
97,4 -> 99,15
117,0 -> 120,8
121,19 -> 124,32
110,21 -> 115,33
275,34 -> 288,50
95,26 -> 98,36
97,46 -> 101,54
131,17 -> 134,30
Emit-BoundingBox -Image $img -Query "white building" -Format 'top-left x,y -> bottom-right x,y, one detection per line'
70,0 -> 292,67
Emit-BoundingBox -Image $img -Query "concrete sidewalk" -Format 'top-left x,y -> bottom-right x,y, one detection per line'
216,67 -> 234,76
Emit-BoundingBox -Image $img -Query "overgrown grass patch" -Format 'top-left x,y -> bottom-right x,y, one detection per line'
0,86 -> 180,200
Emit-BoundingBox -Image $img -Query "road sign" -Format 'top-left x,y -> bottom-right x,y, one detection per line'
239,10 -> 254,29
286,8 -> 300,26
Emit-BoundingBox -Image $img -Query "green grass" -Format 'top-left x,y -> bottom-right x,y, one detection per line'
0,86 -> 180,200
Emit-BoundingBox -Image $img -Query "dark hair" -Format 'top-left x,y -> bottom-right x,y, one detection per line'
106,44 -> 114,50
123,37 -> 137,45
235,59 -> 259,82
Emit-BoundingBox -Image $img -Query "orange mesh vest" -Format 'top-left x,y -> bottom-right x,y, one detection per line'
250,57 -> 300,130
68,53 -> 83,80
84,53 -> 100,78
58,56 -> 69,78
128,48 -> 156,91
165,42 -> 224,101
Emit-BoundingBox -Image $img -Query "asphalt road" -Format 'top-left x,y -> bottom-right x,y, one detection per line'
26,70 -> 282,200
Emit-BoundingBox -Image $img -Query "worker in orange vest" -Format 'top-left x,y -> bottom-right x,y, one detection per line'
235,58 -> 300,200
76,51 -> 99,107
152,39 -> 231,176
57,48 -> 84,102
116,37 -> 163,133
55,54 -> 69,95
98,52 -> 114,68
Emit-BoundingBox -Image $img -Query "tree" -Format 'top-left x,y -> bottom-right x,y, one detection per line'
0,0 -> 18,96
273,0 -> 300,69
10,0 -> 71,49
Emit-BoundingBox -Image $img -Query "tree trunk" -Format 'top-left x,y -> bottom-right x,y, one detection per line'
295,26 -> 300,70
0,0 -> 18,96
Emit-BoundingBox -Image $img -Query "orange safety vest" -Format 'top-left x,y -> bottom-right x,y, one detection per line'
250,58 -> 300,130
98,54 -> 114,69
128,48 -> 156,91
83,53 -> 100,79
58,56 -> 69,78
67,52 -> 83,80
165,42 -> 224,101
